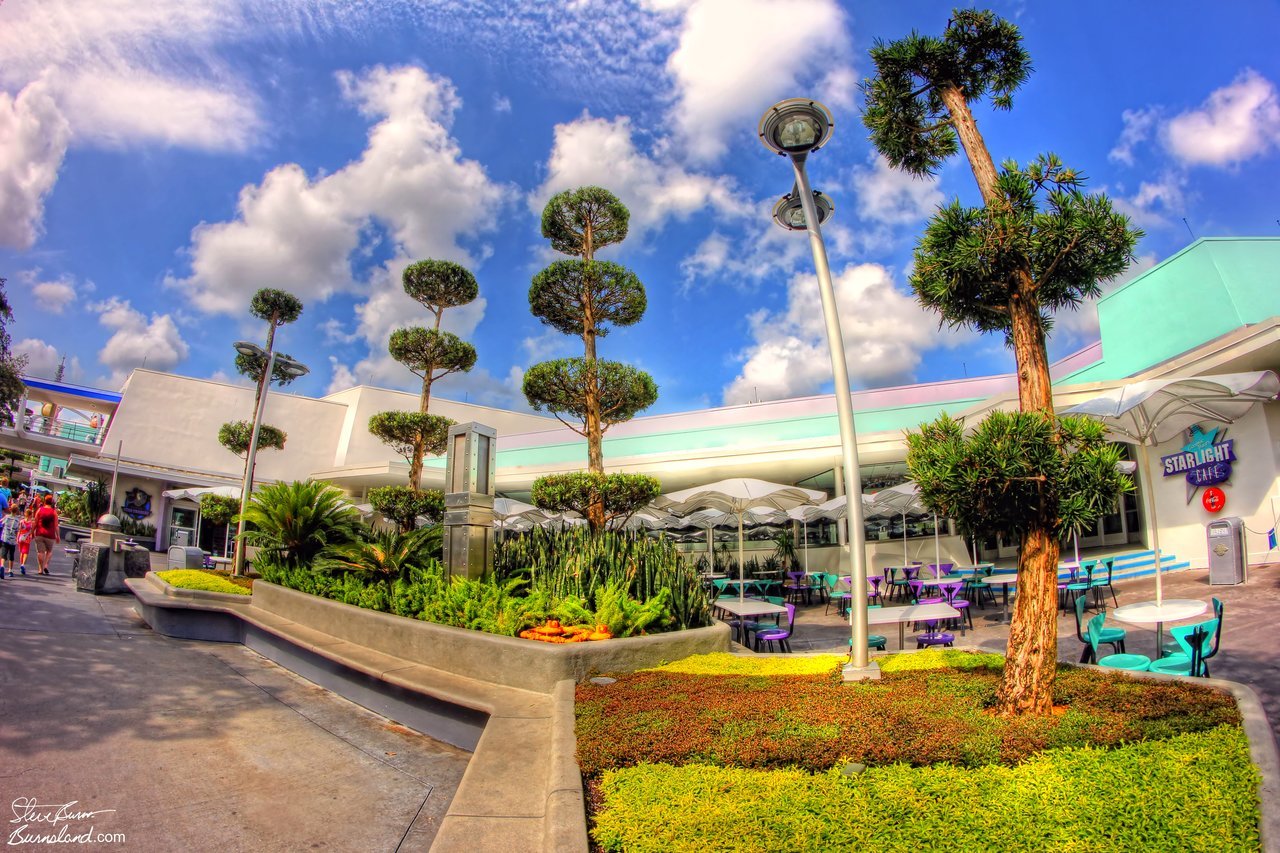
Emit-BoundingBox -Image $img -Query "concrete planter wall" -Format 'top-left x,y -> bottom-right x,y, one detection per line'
252,581 -> 731,694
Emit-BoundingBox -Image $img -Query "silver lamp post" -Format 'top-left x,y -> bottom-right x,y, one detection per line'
759,98 -> 877,680
231,341 -> 309,576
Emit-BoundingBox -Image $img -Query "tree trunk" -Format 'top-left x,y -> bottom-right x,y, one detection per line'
995,523 -> 1059,715
938,83 -> 1001,205
942,81 -> 1065,716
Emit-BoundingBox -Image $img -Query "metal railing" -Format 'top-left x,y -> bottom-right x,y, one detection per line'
21,415 -> 107,446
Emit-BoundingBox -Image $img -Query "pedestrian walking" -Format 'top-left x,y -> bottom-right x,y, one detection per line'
15,506 -> 33,575
1,503 -> 20,578
33,495 -> 58,576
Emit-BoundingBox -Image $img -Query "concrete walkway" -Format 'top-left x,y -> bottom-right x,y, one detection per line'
778,561 -> 1280,739
0,550 -> 470,851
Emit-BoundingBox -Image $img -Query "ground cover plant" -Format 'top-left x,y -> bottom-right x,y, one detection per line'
156,569 -> 252,595
578,651 -> 1259,852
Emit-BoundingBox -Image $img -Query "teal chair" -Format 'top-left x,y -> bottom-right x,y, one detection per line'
824,573 -> 851,616
1074,594 -> 1126,663
1087,613 -> 1150,671
1149,619 -> 1217,677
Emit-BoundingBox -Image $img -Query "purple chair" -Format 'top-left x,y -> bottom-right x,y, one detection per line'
937,580 -> 972,634
867,574 -> 884,606
913,595 -> 955,649
782,571 -> 809,605
754,603 -> 797,653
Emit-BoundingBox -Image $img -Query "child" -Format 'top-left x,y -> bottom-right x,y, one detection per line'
15,506 -> 33,575
0,503 -> 19,578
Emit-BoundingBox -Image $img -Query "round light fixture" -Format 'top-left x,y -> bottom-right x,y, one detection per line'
758,98 -> 835,156
771,191 -> 835,231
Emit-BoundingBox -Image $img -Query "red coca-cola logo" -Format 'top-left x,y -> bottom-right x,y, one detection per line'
1202,486 -> 1226,513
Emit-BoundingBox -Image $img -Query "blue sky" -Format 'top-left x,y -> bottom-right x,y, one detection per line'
3,0 -> 1279,415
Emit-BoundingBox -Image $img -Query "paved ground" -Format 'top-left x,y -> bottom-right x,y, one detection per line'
0,550 -> 470,852
766,559 -> 1280,738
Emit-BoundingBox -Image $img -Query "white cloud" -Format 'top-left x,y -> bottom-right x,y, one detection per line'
0,80 -> 71,250
59,70 -> 261,151
1109,107 -> 1159,166
89,297 -> 190,386
650,0 -> 852,163
532,113 -> 748,239
723,263 -> 971,404
1163,69 -> 1280,167
1110,172 -> 1189,230
168,65 -> 510,323
851,155 -> 944,226
13,338 -> 82,382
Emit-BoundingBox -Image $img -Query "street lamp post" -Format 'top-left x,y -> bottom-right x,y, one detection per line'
231,341 -> 309,576
759,98 -> 877,680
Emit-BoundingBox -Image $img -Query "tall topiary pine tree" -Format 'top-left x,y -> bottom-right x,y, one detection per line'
862,8 -> 1141,715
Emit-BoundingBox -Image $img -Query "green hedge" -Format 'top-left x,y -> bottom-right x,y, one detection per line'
592,726 -> 1259,852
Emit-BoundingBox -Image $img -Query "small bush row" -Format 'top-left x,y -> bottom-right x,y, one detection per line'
591,725 -> 1260,853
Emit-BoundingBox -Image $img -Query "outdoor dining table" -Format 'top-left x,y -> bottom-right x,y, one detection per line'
867,602 -> 962,650
1110,599 -> 1208,656
978,573 -> 1019,623
713,598 -> 788,644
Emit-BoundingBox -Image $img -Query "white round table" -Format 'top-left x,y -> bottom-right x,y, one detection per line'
1110,599 -> 1208,656
977,574 -> 1018,623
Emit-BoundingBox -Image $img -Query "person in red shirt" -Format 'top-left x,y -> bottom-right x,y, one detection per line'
33,495 -> 59,575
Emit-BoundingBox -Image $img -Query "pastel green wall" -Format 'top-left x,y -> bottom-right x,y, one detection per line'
1063,238 -> 1280,384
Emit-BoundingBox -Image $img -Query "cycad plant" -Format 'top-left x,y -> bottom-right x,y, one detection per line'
239,480 -> 362,568
317,525 -> 443,583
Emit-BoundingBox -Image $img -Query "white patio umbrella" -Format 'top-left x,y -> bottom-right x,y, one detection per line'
1063,370 -> 1280,604
655,478 -> 824,602
868,481 -> 940,570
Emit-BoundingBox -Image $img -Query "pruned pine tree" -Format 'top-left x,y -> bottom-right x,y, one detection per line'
523,187 -> 659,530
862,8 -> 1141,716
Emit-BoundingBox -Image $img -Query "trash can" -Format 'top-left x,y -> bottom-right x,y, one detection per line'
1206,517 -> 1246,585
168,545 -> 206,570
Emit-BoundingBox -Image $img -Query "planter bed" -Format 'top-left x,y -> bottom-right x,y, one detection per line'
579,651 -> 1272,852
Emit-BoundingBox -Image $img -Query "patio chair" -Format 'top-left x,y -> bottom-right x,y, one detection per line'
913,596 -> 955,649
1074,594 -> 1126,663
937,580 -> 972,634
754,603 -> 796,653
823,573 -> 851,617
782,571 -> 810,605
1148,621 -> 1216,677
1087,613 -> 1150,671
1161,597 -> 1223,672
1089,557 -> 1119,609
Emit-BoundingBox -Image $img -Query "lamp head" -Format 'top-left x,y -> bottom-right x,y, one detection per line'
758,98 -> 834,156
771,190 -> 835,231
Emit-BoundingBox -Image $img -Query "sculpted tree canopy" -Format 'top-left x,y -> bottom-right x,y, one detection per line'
367,411 -> 453,464
540,186 -> 630,259
250,289 -> 304,327
219,420 -> 286,458
388,327 -> 477,382
369,485 -> 445,533
522,359 -> 658,434
531,472 -> 661,529
862,8 -> 1142,717
529,260 -> 646,344
234,349 -> 305,388
402,260 -> 479,323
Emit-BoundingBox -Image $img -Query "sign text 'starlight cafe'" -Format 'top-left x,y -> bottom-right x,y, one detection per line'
1161,425 -> 1236,488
